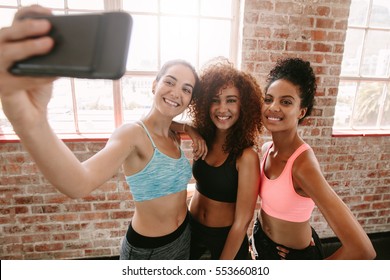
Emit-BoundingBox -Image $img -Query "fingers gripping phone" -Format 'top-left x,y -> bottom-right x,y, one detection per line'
10,12 -> 132,80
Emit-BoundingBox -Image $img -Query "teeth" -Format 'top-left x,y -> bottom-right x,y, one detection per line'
217,116 -> 230,120
164,98 -> 179,107
268,117 -> 281,121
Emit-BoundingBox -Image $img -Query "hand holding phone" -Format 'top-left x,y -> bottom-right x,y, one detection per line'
10,12 -> 132,80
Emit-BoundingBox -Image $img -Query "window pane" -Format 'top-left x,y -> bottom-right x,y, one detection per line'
74,79 -> 115,133
126,15 -> 159,71
0,1 -> 17,6
369,0 -> 390,27
381,83 -> 390,127
352,82 -> 383,128
340,29 -> 364,76
67,0 -> 104,10
0,106 -> 13,134
121,77 -> 154,123
0,8 -> 16,28
361,30 -> 390,77
160,0 -> 198,15
334,82 -> 356,128
201,0 -> 232,17
199,19 -> 231,66
20,0 -> 64,8
160,16 -> 198,66
49,78 -> 75,133
348,0 -> 370,26
123,0 -> 158,13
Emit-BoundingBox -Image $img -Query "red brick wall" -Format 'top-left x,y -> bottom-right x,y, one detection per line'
1,0 -> 389,260
1,141 -> 131,259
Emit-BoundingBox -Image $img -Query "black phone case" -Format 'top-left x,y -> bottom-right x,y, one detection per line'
10,12 -> 132,80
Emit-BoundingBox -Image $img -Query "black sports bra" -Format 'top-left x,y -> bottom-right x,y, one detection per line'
192,153 -> 238,203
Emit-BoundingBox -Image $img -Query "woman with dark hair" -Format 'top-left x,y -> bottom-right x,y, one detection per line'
0,5 -> 201,260
176,57 -> 263,259
251,57 -> 376,260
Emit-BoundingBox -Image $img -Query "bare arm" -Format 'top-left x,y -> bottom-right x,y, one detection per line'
170,121 -> 207,160
10,112 -> 136,199
293,150 -> 376,260
219,148 -> 260,259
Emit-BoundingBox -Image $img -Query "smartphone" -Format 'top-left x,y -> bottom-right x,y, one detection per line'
10,12 -> 132,80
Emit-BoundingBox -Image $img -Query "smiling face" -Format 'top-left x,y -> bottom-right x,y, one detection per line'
262,79 -> 307,132
209,85 -> 241,131
152,64 -> 196,118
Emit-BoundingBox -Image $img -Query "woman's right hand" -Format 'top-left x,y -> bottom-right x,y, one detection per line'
184,124 -> 208,160
0,5 -> 55,130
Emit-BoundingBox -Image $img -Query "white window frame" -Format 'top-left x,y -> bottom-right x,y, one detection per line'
334,0 -> 390,136
0,0 -> 241,140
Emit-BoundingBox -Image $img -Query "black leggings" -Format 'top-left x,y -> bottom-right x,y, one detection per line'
189,214 -> 250,260
251,218 -> 324,260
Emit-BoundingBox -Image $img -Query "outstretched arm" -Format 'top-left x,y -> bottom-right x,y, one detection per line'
0,6 -> 133,198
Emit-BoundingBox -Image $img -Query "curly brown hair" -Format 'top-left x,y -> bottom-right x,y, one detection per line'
189,57 -> 263,158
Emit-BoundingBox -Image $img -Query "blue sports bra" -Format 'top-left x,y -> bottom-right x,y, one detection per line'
125,121 -> 192,202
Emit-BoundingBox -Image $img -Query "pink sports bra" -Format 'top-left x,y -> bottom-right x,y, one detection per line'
259,143 -> 315,222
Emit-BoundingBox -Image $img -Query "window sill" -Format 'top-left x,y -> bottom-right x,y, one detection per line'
0,133 -> 111,143
332,129 -> 390,137
0,132 -> 191,143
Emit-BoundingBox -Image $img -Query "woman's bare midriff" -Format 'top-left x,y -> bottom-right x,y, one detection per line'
260,210 -> 313,249
131,190 -> 188,237
189,190 -> 236,227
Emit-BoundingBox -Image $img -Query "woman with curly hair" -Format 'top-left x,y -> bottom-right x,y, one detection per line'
250,57 -> 376,260
174,57 -> 263,259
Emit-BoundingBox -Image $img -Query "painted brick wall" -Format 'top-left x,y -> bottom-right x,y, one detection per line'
1,0 -> 389,259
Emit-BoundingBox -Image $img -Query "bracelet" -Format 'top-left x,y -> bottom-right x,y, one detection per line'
182,123 -> 186,132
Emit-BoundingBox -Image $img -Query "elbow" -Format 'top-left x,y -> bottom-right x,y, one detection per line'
53,185 -> 89,199
331,240 -> 377,260
66,193 -> 85,199
363,246 -> 376,260
234,216 -> 253,233
351,243 -> 377,260
358,239 -> 376,260
354,249 -> 376,260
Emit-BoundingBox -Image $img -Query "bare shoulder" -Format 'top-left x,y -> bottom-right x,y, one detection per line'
293,145 -> 321,174
237,146 -> 260,167
107,122 -> 146,151
292,144 -> 327,195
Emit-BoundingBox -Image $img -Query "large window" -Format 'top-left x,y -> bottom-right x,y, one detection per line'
0,0 -> 241,138
334,0 -> 390,135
